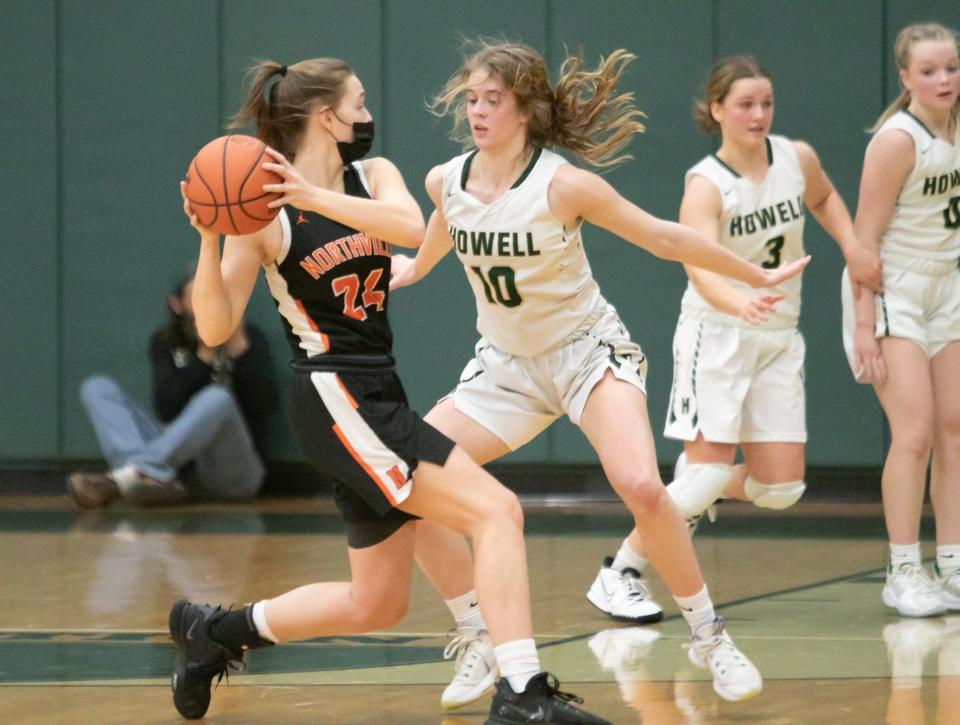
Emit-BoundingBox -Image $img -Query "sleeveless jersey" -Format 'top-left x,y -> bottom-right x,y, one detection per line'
263,162 -> 393,360
679,135 -> 806,330
441,147 -> 604,357
875,110 -> 960,263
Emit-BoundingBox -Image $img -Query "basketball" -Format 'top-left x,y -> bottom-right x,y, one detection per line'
184,134 -> 283,236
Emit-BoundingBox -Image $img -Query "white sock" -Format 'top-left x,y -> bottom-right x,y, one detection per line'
494,639 -> 540,692
445,589 -> 486,631
937,545 -> 960,576
110,464 -> 142,494
890,542 -> 921,570
611,538 -> 648,574
674,585 -> 715,631
252,600 -> 280,643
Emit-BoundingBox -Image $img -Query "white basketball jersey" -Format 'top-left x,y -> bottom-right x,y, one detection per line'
442,147 -> 604,356
680,135 -> 806,329
876,111 -> 960,263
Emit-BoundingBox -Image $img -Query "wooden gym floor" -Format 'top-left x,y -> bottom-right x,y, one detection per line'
0,490 -> 956,724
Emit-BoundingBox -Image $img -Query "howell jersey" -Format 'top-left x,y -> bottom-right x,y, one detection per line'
680,135 -> 806,330
263,162 -> 393,360
875,110 -> 960,263
441,146 -> 604,357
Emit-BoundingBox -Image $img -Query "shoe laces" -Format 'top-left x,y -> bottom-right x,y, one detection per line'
893,563 -> 941,595
688,616 -> 750,673
619,570 -> 653,602
542,673 -> 584,705
443,630 -> 487,680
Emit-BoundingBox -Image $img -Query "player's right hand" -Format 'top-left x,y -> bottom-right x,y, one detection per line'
180,181 -> 219,242
739,293 -> 784,326
389,253 -> 417,290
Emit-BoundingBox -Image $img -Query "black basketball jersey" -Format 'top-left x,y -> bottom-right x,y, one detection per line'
263,162 -> 394,360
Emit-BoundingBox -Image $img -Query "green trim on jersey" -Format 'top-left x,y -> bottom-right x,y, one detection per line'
709,138 -> 774,179
459,146 -> 543,191
902,109 -> 936,140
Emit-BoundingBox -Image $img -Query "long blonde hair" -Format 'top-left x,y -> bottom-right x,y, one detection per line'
692,56 -> 769,134
430,40 -> 646,168
871,22 -> 960,131
229,58 -> 354,160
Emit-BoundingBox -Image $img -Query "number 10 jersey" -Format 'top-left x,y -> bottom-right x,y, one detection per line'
441,146 -> 604,357
680,134 -> 806,330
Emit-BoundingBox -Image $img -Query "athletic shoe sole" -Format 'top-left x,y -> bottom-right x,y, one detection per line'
586,589 -> 664,624
882,585 -> 947,618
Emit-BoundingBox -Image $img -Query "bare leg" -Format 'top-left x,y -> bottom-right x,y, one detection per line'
930,342 -> 960,545
873,339 -> 934,545
579,372 -> 704,597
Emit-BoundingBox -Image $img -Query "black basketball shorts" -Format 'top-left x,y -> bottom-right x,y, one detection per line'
290,366 -> 454,548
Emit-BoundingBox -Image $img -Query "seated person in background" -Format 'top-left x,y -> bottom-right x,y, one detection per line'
67,272 -> 277,507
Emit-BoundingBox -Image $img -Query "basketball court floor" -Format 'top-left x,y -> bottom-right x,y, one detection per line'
1,492 -> 955,724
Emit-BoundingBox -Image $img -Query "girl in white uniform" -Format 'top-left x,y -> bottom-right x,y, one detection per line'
617,53 -> 881,616
844,22 -> 960,618
392,41 -> 809,706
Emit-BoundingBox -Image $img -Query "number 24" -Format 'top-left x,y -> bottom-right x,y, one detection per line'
332,270 -> 385,320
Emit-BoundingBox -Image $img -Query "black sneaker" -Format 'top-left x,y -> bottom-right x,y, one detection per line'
169,599 -> 244,719
485,672 -> 611,724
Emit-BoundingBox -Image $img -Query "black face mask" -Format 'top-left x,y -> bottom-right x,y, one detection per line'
336,121 -> 374,165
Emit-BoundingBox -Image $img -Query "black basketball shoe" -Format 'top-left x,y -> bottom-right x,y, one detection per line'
169,599 -> 244,719
485,672 -> 611,724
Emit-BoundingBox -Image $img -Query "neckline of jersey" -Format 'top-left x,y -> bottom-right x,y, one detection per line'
459,146 -> 544,197
710,137 -> 774,182
902,108 -> 958,146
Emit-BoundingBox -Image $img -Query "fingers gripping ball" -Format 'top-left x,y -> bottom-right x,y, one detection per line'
184,135 -> 282,235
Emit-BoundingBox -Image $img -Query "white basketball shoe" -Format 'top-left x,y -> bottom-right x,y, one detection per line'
882,563 -> 947,617
935,563 -> 960,610
587,557 -> 664,623
440,628 -> 497,710
687,616 -> 762,702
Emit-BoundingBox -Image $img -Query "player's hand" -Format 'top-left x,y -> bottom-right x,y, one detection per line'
847,245 -> 883,298
755,255 -> 811,288
180,181 -> 219,243
854,326 -> 886,385
389,253 -> 418,290
261,147 -> 318,210
738,293 -> 784,326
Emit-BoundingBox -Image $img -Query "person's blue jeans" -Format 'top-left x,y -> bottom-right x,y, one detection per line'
79,375 -> 264,501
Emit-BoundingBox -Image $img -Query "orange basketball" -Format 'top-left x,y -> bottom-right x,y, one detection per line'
184,135 -> 283,236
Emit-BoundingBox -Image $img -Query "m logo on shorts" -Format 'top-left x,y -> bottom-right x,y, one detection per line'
386,466 -> 406,488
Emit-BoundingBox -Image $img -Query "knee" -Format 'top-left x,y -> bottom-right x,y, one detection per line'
190,384 -> 238,416
744,477 -> 806,510
79,375 -> 120,405
614,472 -> 668,517
467,481 -> 524,538
891,426 -> 934,459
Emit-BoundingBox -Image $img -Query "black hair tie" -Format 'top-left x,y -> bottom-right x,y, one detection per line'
278,65 -> 287,77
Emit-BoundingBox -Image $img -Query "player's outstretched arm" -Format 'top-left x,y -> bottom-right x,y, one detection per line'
549,165 -> 810,288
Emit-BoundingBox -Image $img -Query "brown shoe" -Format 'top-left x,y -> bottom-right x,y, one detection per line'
125,476 -> 188,507
66,472 -> 121,508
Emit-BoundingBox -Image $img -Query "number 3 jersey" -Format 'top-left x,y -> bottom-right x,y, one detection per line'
680,134 -> 806,330
441,147 -> 604,357
263,162 -> 393,360
875,110 -> 960,264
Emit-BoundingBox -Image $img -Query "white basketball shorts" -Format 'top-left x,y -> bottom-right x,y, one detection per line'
664,314 -> 807,444
446,304 -> 648,450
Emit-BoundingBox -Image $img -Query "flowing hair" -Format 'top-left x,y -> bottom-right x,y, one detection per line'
430,40 -> 645,168
229,57 -> 354,160
871,22 -> 960,132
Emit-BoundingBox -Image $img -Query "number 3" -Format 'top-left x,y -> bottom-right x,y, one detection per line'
763,235 -> 784,269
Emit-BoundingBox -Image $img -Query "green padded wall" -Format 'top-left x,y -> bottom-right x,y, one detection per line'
3,0 -> 957,468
